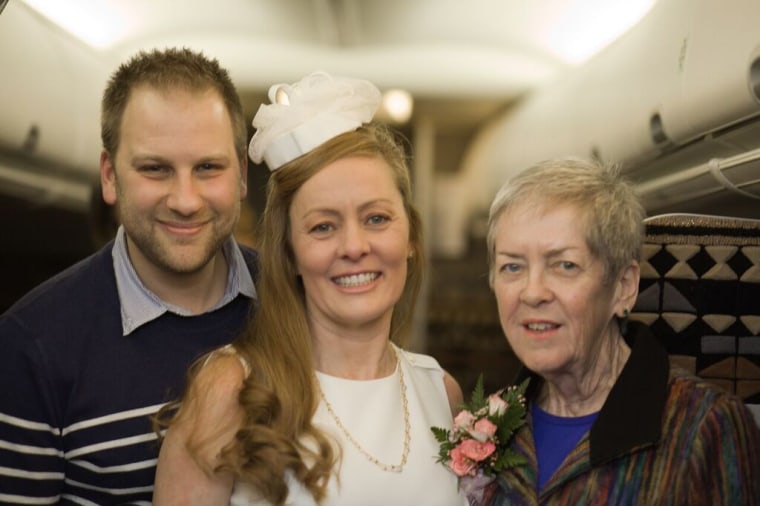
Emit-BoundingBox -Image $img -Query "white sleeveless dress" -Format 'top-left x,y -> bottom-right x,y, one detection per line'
229,345 -> 466,506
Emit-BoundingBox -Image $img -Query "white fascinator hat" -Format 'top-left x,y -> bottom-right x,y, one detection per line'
248,71 -> 382,171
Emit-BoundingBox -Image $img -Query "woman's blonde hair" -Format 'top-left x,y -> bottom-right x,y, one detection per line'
159,123 -> 423,505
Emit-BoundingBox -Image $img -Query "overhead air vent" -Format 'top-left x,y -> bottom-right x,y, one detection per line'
750,50 -> 760,104
650,112 -> 671,147
0,151 -> 94,213
637,147 -> 760,210
713,151 -> 760,198
0,1 -> 105,191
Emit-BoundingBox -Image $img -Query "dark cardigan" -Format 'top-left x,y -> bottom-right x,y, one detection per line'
484,322 -> 760,506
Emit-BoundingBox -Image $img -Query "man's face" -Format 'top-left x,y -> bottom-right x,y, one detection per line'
100,85 -> 247,281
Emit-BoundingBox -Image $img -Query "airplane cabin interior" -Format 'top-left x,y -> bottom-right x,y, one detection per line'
1,0 -> 759,421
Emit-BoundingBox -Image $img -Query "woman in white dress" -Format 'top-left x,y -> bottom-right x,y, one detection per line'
153,72 -> 465,506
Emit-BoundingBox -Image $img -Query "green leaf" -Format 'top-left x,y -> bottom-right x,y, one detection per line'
469,373 -> 486,411
431,426 -> 450,443
514,377 -> 530,397
492,449 -> 527,472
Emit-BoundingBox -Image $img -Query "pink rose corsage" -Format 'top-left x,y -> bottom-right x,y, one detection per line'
432,376 -> 529,504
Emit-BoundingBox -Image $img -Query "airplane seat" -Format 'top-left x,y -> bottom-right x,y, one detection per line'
631,213 -> 760,426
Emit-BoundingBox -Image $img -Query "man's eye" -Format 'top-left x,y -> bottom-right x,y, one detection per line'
140,165 -> 168,174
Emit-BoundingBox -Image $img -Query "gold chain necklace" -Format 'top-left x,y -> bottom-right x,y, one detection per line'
317,347 -> 411,473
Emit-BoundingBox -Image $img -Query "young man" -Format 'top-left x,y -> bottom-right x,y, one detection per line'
0,48 -> 258,504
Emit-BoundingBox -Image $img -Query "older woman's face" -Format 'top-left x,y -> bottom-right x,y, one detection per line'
492,202 -> 623,379
289,155 -> 411,333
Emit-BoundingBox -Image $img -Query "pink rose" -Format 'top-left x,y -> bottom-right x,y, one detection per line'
468,418 -> 497,442
459,438 -> 496,463
449,445 -> 476,477
488,394 -> 508,416
454,409 -> 476,430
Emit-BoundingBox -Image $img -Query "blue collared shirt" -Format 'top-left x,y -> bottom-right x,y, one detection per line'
112,226 -> 256,335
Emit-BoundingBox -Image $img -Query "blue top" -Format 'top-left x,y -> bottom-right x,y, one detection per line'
532,403 -> 598,490
0,240 -> 258,504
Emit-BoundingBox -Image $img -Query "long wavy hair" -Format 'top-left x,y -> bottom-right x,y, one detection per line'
159,123 -> 424,505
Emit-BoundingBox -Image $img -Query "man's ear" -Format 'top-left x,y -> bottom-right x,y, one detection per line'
615,260 -> 640,317
100,150 -> 118,205
239,153 -> 249,200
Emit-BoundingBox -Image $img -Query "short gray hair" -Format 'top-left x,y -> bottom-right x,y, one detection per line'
486,157 -> 645,287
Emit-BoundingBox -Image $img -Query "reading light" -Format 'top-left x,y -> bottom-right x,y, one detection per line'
381,89 -> 413,124
546,0 -> 657,64
19,0 -> 135,49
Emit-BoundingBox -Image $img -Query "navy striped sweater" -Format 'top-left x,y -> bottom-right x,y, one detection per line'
0,243 -> 257,504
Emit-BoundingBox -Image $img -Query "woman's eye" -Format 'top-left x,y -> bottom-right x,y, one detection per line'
499,263 -> 521,273
310,223 -> 332,234
367,214 -> 390,225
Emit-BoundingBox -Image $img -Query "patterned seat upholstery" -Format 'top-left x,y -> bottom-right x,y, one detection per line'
631,213 -> 760,425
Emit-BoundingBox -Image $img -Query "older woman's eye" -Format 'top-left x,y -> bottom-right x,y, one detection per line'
367,214 -> 390,226
558,261 -> 578,271
499,263 -> 521,274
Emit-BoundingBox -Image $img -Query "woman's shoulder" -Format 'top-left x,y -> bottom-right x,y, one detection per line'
163,346 -> 249,476
668,366 -> 732,401
396,345 -> 463,413
183,346 -> 249,429
396,346 -> 443,371
666,366 -> 757,429
664,366 -> 760,476
204,344 -> 252,378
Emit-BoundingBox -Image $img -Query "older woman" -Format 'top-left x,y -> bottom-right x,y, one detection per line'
152,72 -> 465,505
481,158 -> 760,505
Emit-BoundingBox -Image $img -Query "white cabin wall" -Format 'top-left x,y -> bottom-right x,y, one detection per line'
434,0 -> 760,258
0,2 -> 107,174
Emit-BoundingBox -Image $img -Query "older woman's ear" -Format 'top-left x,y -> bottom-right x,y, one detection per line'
615,261 -> 640,317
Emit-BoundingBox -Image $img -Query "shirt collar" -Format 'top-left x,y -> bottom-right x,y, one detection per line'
112,226 -> 256,336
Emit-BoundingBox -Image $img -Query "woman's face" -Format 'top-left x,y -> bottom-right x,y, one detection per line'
491,202 -> 625,380
289,155 -> 411,333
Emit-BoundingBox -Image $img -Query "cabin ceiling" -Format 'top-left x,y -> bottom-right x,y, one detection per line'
0,0 -> 657,219
14,0 -> 656,132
